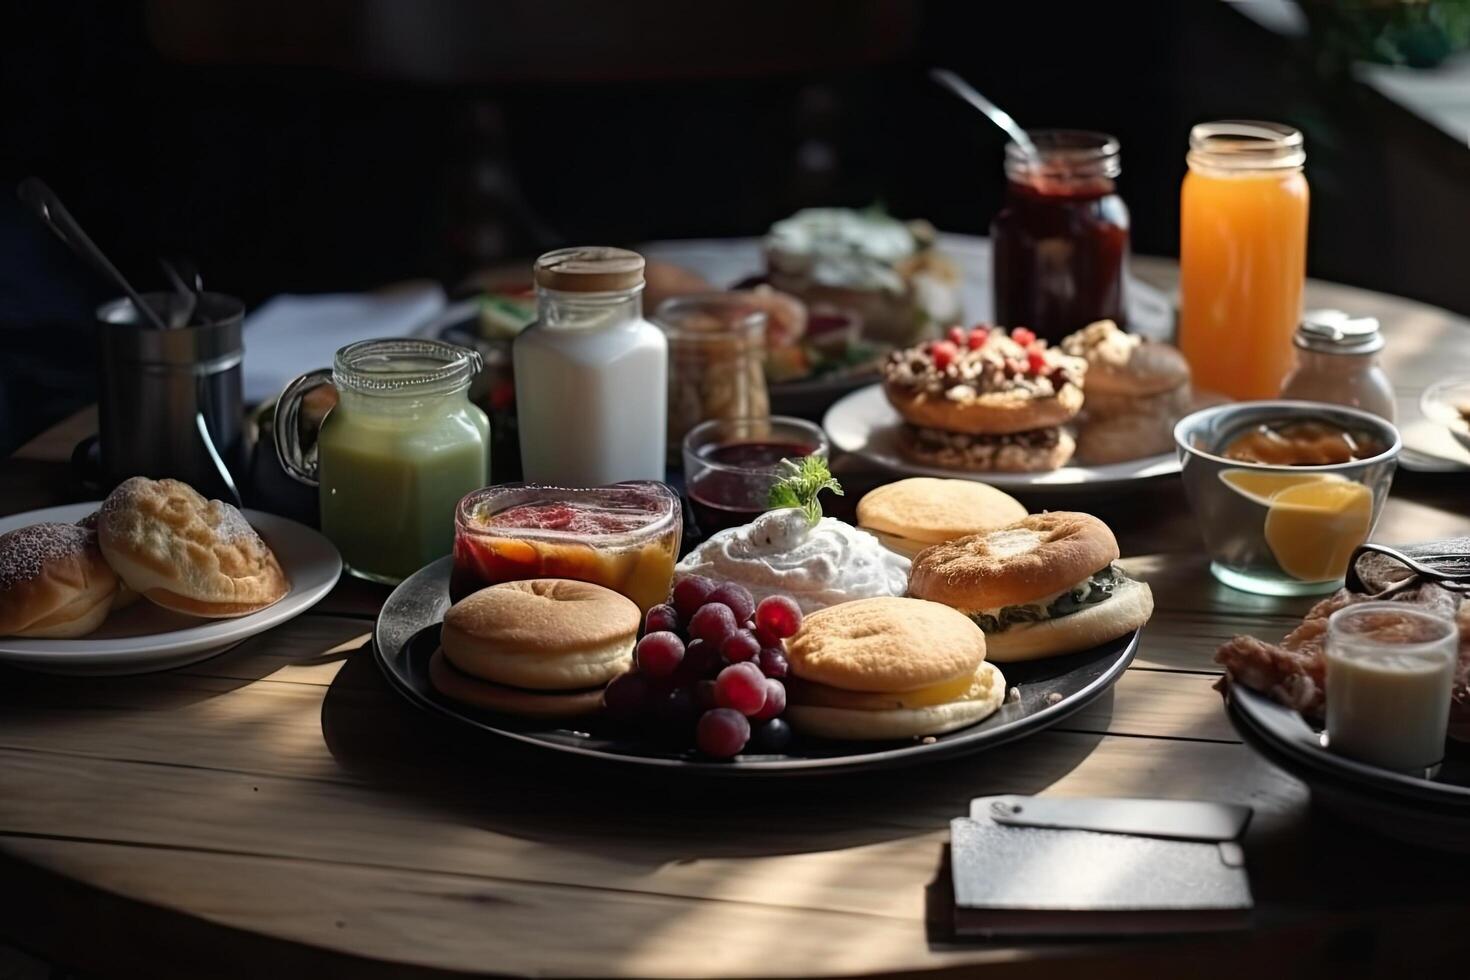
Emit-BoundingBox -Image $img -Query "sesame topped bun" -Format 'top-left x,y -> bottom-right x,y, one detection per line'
908,513 -> 1119,611
857,478 -> 1027,558
1060,320 -> 1190,397
786,596 -> 985,693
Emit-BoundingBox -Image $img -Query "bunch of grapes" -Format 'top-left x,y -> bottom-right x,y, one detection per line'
602,574 -> 804,758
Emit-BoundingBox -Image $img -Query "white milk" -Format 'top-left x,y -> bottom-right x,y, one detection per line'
514,248 -> 667,486
1325,603 -> 1457,772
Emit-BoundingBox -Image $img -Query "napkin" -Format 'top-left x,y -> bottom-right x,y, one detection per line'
242,281 -> 447,404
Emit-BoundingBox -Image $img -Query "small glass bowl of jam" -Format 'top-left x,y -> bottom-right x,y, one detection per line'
682,416 -> 829,537
1175,400 -> 1401,596
451,482 -> 682,611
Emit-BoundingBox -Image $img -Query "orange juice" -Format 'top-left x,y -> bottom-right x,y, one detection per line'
1179,122 -> 1309,401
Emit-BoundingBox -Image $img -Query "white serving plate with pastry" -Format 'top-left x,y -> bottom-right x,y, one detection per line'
824,384 -> 1180,489
0,503 -> 340,674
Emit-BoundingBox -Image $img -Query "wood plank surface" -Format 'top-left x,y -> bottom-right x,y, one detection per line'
0,264 -> 1467,977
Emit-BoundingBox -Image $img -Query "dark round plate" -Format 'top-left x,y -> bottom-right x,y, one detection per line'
372,557 -> 1140,776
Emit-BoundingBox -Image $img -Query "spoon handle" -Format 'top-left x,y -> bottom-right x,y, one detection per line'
928,68 -> 1039,162
17,177 -> 170,331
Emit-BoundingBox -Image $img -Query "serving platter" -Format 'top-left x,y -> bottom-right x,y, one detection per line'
823,384 -> 1180,489
0,502 -> 341,675
372,557 -> 1140,776
1225,680 -> 1470,851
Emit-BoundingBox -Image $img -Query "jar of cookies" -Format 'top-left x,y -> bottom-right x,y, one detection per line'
655,294 -> 771,461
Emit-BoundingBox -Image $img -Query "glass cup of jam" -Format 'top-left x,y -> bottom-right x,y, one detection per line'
450,482 -> 682,611
682,416 -> 829,537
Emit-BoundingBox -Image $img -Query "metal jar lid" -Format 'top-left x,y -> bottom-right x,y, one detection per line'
1295,309 -> 1383,355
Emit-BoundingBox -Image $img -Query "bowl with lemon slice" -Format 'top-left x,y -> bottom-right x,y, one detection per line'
1175,401 -> 1401,596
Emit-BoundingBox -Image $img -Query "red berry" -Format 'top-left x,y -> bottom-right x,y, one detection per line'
681,638 -> 722,677
758,645 -> 789,678
643,603 -> 679,635
946,325 -> 967,346
696,708 -> 750,758
750,679 -> 787,721
715,662 -> 768,716
930,340 -> 958,371
755,595 -> 803,640
1026,349 -> 1049,375
636,631 -> 685,679
688,602 -> 737,645
707,582 -> 755,624
1011,327 -> 1036,347
721,629 -> 761,664
693,679 -> 720,711
967,329 -> 988,350
672,575 -> 716,621
656,687 -> 700,730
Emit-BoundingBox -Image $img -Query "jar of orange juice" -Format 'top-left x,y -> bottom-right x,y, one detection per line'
1179,121 -> 1309,400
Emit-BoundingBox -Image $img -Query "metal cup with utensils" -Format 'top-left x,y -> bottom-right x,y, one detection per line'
86,291 -> 246,503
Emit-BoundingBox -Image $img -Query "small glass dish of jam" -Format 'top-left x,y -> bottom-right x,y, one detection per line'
682,416 -> 828,537
451,482 -> 682,611
1175,401 -> 1401,597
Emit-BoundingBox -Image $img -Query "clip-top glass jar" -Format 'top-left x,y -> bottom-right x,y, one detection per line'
1180,120 -> 1309,400
1280,310 -> 1395,423
275,339 -> 489,584
991,130 -> 1130,343
514,247 -> 668,487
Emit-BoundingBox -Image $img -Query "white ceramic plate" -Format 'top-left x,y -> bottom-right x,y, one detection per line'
823,384 -> 1180,489
0,503 -> 341,675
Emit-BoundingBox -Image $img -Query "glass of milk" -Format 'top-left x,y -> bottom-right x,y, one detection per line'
1324,601 -> 1458,773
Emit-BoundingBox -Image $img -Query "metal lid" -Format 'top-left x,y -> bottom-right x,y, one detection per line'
534,246 -> 645,292
1295,309 -> 1383,355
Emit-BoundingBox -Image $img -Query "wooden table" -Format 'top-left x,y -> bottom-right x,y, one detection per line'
3,263 -> 1470,978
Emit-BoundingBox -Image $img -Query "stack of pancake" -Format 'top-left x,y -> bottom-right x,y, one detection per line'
1059,320 -> 1194,465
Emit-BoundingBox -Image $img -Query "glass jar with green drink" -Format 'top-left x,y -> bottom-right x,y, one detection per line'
275,339 -> 489,583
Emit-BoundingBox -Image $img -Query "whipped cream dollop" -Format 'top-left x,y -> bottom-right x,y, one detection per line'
677,508 -> 910,614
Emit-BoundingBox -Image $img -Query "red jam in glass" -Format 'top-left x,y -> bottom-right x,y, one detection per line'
991,130 -> 1130,344
686,439 -> 819,535
450,482 -> 682,611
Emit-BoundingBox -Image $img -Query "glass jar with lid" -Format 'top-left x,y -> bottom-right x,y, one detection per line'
991,130 -> 1130,343
274,339 -> 489,584
655,293 -> 771,461
1280,310 -> 1396,422
514,247 -> 668,486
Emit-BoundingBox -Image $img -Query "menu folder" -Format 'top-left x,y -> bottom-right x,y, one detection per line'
949,796 -> 1253,939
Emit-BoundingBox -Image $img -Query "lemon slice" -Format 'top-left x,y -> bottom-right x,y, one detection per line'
1219,468 -> 1346,506
1263,480 -> 1373,581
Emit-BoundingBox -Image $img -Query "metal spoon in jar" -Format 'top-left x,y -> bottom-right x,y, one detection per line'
928,68 -> 1040,165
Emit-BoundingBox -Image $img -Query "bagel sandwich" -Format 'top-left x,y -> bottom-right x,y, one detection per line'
907,512 -> 1152,661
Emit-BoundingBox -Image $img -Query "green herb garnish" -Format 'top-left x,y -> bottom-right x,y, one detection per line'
767,455 -> 843,526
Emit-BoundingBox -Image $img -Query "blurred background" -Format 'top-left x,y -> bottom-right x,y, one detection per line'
2,0 -> 1470,456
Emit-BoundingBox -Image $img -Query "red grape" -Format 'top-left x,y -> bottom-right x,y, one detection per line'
693,679 -> 720,711
696,708 -> 750,758
755,595 -> 803,639
748,717 -> 793,753
681,638 -> 722,677
720,629 -> 761,664
657,686 -> 700,730
636,631 -> 685,679
603,672 -> 650,721
643,603 -> 679,635
672,575 -> 716,620
750,679 -> 786,721
715,662 -> 768,716
707,582 -> 755,624
757,645 -> 789,678
688,602 -> 737,646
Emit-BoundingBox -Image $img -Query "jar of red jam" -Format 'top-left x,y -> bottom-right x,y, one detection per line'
450,482 -> 682,612
991,130 -> 1130,343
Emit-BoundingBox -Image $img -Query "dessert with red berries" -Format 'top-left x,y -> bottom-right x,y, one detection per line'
451,482 -> 681,612
881,325 -> 1087,472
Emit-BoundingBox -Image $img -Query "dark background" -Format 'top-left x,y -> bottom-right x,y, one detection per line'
2,0 -> 1468,455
